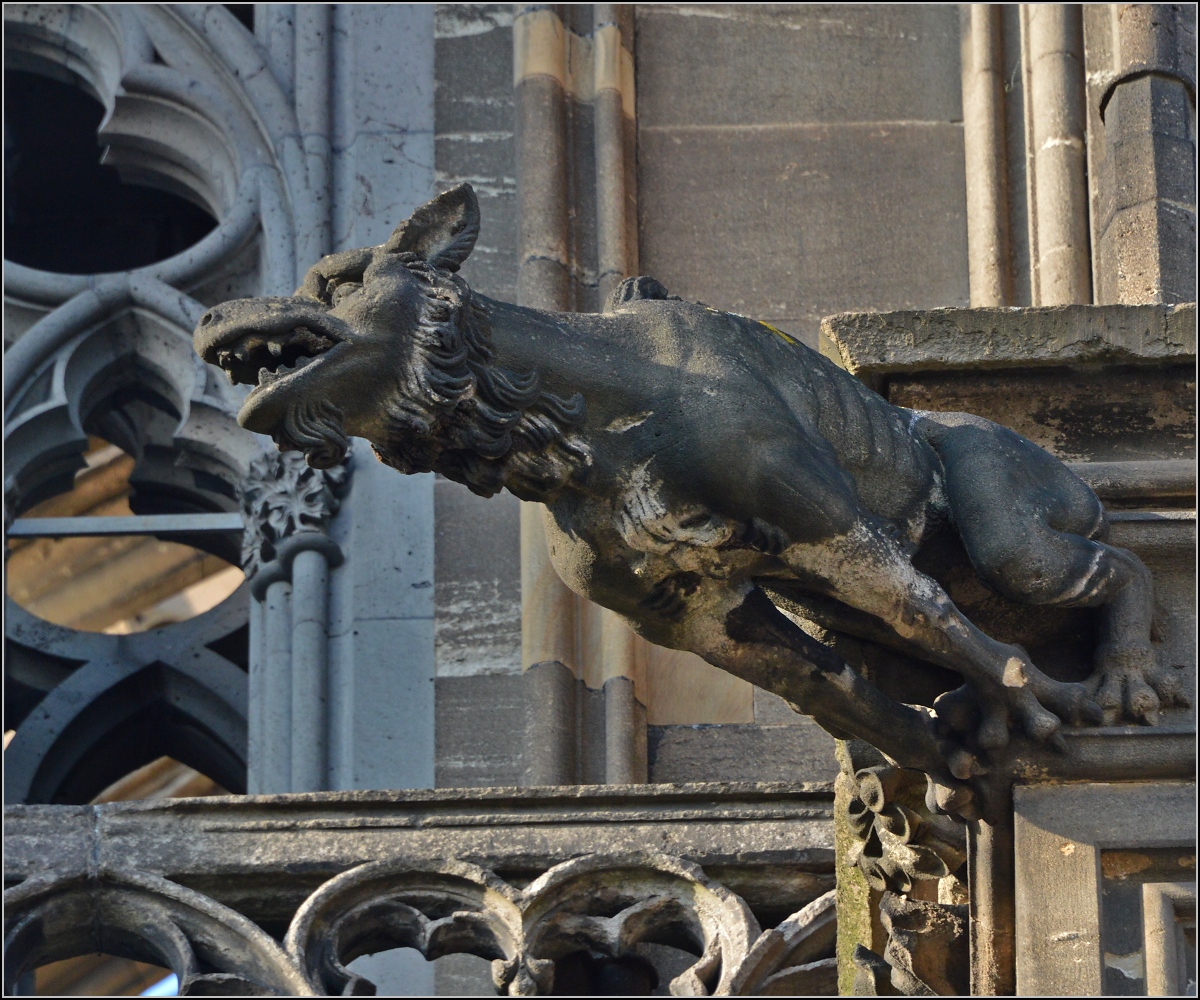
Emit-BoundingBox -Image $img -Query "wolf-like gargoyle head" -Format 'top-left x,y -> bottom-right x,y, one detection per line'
194,184 -> 589,498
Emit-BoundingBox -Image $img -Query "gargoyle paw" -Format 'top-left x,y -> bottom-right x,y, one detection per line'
932,670 -> 1097,759
925,742 -> 1004,824
1089,641 -> 1189,725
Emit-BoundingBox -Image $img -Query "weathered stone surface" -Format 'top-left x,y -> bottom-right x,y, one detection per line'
824,305 -> 1196,742
4,782 -> 835,926
434,674 -> 524,788
648,721 -> 839,784
636,3 -> 967,351
1013,781 -> 1196,996
435,4 -> 518,304
195,186 -> 1190,823
825,302 -> 1197,390
4,844 -> 841,997
838,759 -> 967,895
1084,3 -> 1197,306
886,367 -> 1195,462
639,122 -> 969,348
878,891 -> 968,995
836,771 -> 890,997
434,477 -> 521,678
330,5 -> 435,253
635,4 -> 962,128
4,867 -> 315,996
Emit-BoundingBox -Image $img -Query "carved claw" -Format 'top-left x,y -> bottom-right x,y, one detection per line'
933,680 -> 1064,756
924,776 -> 981,823
977,702 -> 1013,752
1089,641 -> 1190,726
947,748 -> 986,781
932,685 -> 978,740
934,650 -> 1104,760
1033,676 -> 1104,728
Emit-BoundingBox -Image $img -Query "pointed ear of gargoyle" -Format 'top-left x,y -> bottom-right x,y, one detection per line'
383,183 -> 480,273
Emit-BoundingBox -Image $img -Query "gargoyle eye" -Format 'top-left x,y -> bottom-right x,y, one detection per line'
330,281 -> 363,305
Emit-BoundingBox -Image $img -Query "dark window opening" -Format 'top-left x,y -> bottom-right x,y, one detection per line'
224,4 -> 255,32
3,69 -> 217,274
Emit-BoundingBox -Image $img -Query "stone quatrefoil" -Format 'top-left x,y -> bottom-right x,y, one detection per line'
4,851 -> 838,997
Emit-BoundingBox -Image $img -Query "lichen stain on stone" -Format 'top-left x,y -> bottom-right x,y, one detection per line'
1060,841 -> 1076,857
1100,851 -> 1152,880
1178,853 -> 1195,871
1012,760 -> 1051,782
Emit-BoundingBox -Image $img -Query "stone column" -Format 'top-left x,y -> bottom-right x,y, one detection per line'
294,2 -> 333,266
1021,4 -> 1092,305
243,451 -> 350,793
515,3 -> 581,787
591,3 -> 647,786
1086,3 -> 1197,304
961,4 -> 1015,307
259,578 -> 292,792
593,2 -> 638,306
515,3 -> 647,786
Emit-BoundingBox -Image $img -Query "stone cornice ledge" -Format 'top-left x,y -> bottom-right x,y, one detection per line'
823,303 -> 1196,392
1002,723 -> 1196,785
4,781 -> 837,920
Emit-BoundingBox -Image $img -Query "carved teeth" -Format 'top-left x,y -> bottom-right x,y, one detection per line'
215,325 -> 338,387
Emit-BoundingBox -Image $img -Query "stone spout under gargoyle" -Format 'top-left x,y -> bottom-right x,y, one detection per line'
193,184 -> 1187,820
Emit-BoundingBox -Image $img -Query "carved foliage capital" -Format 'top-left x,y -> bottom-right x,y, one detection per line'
241,448 -> 351,578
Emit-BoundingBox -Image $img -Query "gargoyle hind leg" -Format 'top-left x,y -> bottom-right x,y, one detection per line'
645,580 -> 975,789
920,412 -> 1189,725
781,521 -> 1102,754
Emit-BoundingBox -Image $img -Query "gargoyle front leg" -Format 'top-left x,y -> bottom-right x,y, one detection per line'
918,411 -> 1187,724
642,580 -> 978,794
783,521 -> 1103,754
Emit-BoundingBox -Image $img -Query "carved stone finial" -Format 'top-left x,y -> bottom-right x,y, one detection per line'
837,740 -> 968,896
844,764 -> 968,894
241,447 -> 352,580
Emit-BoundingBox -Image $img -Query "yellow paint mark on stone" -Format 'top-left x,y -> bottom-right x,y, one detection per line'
1002,656 -> 1028,687
760,321 -> 797,345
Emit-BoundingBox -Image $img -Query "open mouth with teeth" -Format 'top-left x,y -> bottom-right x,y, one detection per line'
214,326 -> 340,390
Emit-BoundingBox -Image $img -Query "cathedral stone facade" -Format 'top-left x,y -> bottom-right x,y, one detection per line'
4,4 -> 1194,996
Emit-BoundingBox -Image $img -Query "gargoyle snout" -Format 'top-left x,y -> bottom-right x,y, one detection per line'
193,297 -> 310,361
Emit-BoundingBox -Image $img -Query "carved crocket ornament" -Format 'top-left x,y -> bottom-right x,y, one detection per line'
194,184 -> 1186,819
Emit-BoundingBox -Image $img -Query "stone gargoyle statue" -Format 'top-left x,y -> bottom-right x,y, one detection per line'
194,184 -> 1185,816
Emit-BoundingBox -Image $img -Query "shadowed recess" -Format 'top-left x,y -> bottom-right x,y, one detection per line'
3,70 -> 216,274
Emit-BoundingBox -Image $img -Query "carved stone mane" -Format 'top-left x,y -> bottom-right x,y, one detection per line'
370,256 -> 592,500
